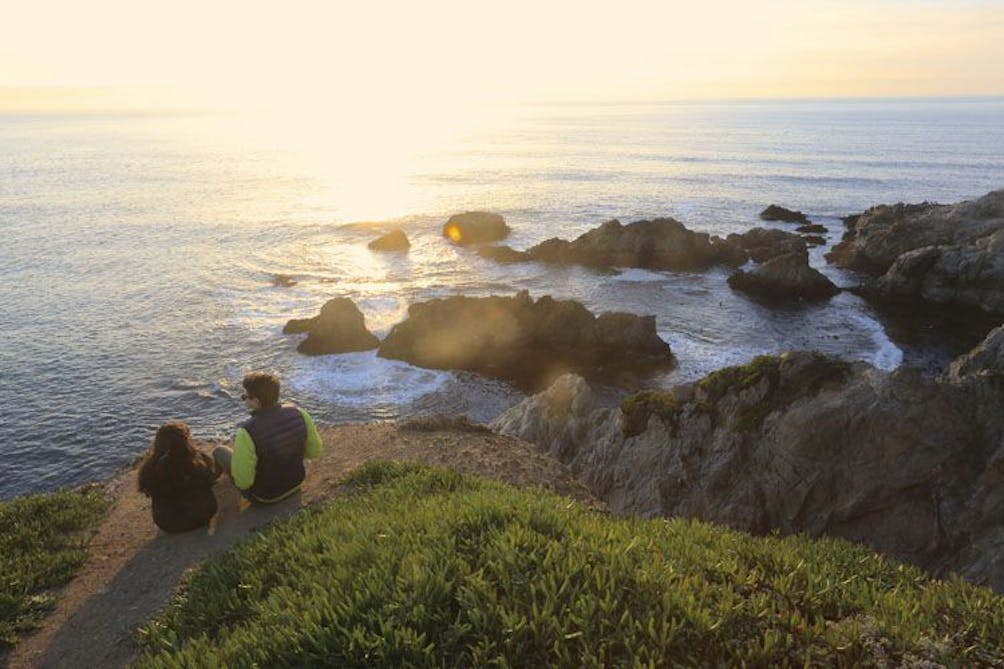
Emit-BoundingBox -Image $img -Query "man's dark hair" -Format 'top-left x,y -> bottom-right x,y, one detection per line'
243,371 -> 280,407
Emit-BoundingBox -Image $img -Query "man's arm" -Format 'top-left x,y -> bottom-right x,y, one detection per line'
298,408 -> 323,459
231,428 -> 258,490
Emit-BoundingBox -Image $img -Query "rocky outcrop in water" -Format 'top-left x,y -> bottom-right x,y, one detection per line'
728,252 -> 840,301
284,297 -> 380,355
726,227 -> 807,263
271,274 -> 297,288
492,341 -> 1004,591
368,229 -> 410,251
478,218 -> 747,272
760,204 -> 809,224
442,211 -> 510,245
377,290 -> 674,388
826,189 -> 1004,315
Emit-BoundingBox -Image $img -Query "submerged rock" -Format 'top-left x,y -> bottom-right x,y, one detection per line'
284,297 -> 379,355
271,274 -> 297,288
760,204 -> 809,224
493,345 -> 1004,591
368,229 -> 410,251
728,252 -> 840,301
377,290 -> 674,388
442,211 -> 510,245
476,244 -> 532,263
726,227 -> 807,263
795,223 -> 827,234
480,218 -> 747,272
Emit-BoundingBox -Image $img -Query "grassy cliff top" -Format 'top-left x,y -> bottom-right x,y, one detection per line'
136,462 -> 1004,667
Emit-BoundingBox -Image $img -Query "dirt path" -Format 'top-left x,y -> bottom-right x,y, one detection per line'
6,423 -> 598,669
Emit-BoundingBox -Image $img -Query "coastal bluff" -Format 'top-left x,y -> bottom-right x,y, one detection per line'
493,326 -> 1004,592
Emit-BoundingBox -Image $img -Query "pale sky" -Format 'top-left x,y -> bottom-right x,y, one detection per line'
1,0 -> 1002,110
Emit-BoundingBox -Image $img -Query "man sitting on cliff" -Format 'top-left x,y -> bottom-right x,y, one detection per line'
214,371 -> 322,504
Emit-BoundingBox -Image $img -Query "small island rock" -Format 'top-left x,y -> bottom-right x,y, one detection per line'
284,297 -> 379,355
368,230 -> 410,251
760,204 -> 810,224
377,290 -> 674,388
442,212 -> 510,245
726,227 -> 807,263
728,252 -> 840,301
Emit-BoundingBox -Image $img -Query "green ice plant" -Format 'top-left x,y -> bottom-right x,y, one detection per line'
0,486 -> 108,650
136,462 -> 1004,667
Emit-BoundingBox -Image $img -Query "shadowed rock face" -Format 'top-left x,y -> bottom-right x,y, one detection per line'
826,188 -> 1004,315
726,227 -> 807,263
493,341 -> 1004,591
760,204 -> 809,224
377,290 -> 674,389
478,218 -> 747,272
284,298 -> 379,355
727,252 -> 840,302
368,229 -> 410,251
442,212 -> 510,245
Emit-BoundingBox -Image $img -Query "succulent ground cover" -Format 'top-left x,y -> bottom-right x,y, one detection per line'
136,462 -> 1003,667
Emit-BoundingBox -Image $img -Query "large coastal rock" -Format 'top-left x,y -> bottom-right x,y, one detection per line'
871,229 -> 1004,314
377,291 -> 674,388
727,252 -> 840,301
284,298 -> 380,355
826,189 -> 1004,315
726,227 -> 807,263
442,211 -> 510,245
368,229 -> 410,251
493,344 -> 1004,591
479,218 -> 747,272
949,323 -> 1004,381
760,204 -> 809,224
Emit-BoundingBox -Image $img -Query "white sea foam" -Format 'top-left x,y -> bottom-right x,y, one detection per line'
609,268 -> 667,283
287,351 -> 451,407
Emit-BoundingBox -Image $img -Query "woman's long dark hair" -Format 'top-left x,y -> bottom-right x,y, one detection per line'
137,422 -> 214,496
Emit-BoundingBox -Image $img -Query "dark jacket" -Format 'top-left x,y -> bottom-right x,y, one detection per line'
147,461 -> 218,533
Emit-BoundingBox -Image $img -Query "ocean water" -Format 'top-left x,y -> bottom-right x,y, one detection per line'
2,97 -> 1003,499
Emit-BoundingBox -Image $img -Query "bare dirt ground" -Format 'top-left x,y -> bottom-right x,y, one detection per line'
6,423 -> 599,669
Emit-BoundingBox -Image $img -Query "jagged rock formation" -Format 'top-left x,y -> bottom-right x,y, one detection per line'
826,189 -> 1004,315
377,291 -> 674,388
283,297 -> 380,355
949,323 -> 1004,381
493,342 -> 1004,591
368,229 -> 410,251
726,228 -> 807,263
477,218 -> 747,272
728,252 -> 840,301
442,211 -> 510,245
760,204 -> 809,224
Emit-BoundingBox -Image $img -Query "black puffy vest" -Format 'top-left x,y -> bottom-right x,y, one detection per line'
241,404 -> 307,501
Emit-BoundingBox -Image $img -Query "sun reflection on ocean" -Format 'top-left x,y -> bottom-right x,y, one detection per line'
212,101 -> 516,224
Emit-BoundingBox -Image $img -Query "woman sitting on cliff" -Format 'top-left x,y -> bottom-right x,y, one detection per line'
137,421 -> 219,533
